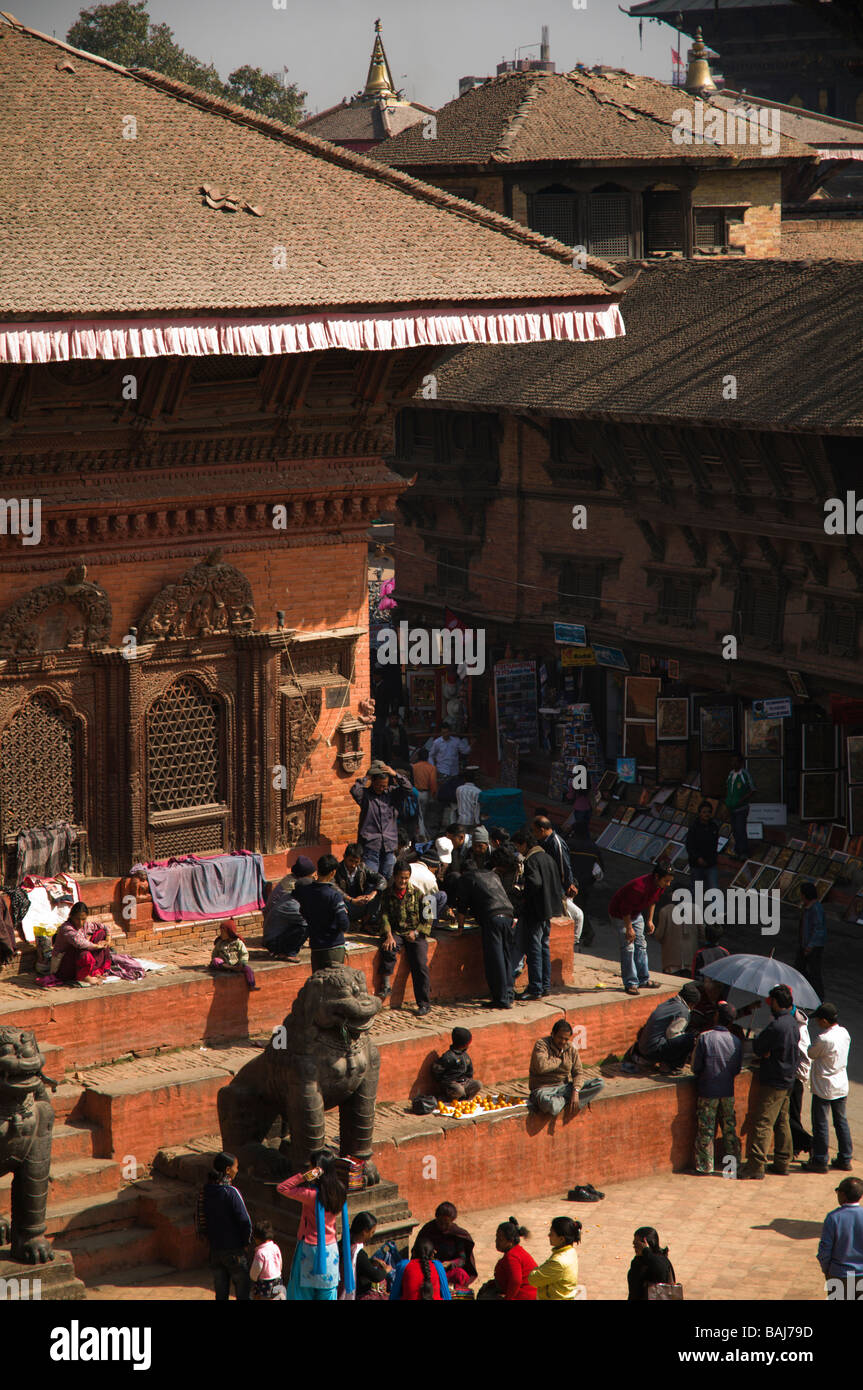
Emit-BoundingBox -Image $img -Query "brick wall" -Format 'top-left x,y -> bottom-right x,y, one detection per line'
692,169 -> 782,257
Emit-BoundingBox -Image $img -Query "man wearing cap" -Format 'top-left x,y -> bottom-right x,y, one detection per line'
691,1001 -> 743,1173
292,854 -> 351,972
630,983 -> 701,1073
805,1003 -> 853,1174
351,760 -> 413,880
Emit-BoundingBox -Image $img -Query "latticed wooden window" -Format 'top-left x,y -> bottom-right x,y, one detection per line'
530,191 -> 577,245
0,694 -> 80,834
586,192 -> 633,257
146,678 -> 223,814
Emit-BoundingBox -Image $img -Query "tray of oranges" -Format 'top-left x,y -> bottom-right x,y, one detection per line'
436,1093 -> 525,1119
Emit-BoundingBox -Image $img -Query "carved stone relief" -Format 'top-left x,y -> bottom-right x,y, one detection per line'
136,550 -> 255,642
0,563 -> 111,654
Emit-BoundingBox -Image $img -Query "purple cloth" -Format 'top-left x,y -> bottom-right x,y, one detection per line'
130,852 -> 266,923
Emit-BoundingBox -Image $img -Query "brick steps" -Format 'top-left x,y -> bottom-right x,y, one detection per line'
42,1188 -> 142,1239
58,1225 -> 162,1283
1,1157 -> 121,1214
51,1121 -> 99,1163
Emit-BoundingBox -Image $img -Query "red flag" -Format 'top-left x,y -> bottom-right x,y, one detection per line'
671,47 -> 681,65
444,607 -> 466,631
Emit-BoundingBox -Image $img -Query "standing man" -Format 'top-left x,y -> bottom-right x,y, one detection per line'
796,882 -> 827,1001
817,1177 -> 863,1294
691,1002 -> 743,1173
739,984 -> 798,1180
351,760 -> 412,879
455,849 -> 517,1010
410,750 -> 438,839
513,829 -> 565,1001
608,862 -> 673,997
455,766 -> 483,827
293,854 -> 350,972
381,710 -> 410,770
686,801 -> 720,894
378,861 -> 432,1016
428,722 -> 471,780
534,816 -> 576,897
725,755 -> 756,860
805,1003 -> 852,1174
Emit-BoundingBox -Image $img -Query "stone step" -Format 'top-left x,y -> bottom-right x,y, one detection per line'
51,1121 -> 99,1163
52,1082 -> 86,1124
58,1225 -> 161,1283
42,1187 -> 142,1239
0,1250 -> 86,1301
1,1158 -> 121,1215
0,924 -> 577,1072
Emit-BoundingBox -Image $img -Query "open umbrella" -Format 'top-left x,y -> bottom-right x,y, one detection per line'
701,952 -> 821,1011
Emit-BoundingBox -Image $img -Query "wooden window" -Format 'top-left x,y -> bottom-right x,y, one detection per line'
740,576 -> 785,645
147,677 -> 223,814
529,189 -> 577,245
819,603 -> 859,659
644,192 -> 686,253
694,208 -> 746,252
586,191 -> 633,257
0,694 -> 81,837
437,547 -> 468,597
657,576 -> 698,628
559,562 -> 602,619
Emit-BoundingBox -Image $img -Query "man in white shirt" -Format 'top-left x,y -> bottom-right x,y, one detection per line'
408,852 -> 449,925
805,1003 -> 852,1173
428,722 -> 471,780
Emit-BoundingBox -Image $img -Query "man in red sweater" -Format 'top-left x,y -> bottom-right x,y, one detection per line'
608,862 -> 673,996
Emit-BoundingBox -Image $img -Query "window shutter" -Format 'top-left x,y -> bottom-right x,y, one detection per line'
587,193 -> 633,257
530,194 -> 577,245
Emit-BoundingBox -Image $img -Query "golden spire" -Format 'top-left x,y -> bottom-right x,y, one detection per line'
684,26 -> 718,95
363,18 -> 398,101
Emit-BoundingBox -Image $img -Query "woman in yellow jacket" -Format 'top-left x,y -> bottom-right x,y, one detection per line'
528,1217 -> 582,1300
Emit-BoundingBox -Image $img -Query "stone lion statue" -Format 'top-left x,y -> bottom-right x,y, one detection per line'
217,966 -> 382,1183
0,1027 -> 56,1264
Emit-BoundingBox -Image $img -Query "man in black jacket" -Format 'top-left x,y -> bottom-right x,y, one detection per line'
686,801 -> 720,893
456,851 -> 518,1009
334,843 -> 386,930
512,829 -> 564,1001
740,984 -> 798,1179
293,854 -> 350,972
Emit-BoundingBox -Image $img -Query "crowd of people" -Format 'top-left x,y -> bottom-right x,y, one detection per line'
197,1146 -> 685,1301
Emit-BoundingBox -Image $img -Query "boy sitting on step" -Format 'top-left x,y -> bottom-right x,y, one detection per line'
432,1027 -> 482,1102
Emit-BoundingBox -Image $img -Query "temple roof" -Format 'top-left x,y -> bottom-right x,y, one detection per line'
300,21 -> 432,146
372,67 -> 813,169
412,258 -> 863,431
0,18 -> 618,321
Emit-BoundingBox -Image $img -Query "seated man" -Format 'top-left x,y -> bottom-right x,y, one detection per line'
431,1027 -> 481,1101
627,983 -> 701,1073
408,851 -> 450,924
334,842 -> 386,930
528,1019 -> 604,1116
262,871 -> 307,960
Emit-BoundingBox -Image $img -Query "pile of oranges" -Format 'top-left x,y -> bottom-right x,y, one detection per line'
437,1093 -> 522,1118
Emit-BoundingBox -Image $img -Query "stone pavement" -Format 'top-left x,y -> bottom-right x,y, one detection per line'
85,1164 -> 840,1301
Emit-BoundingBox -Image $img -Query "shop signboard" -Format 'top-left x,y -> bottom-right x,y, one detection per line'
554,623 -> 588,646
561,646 -> 596,667
749,803 -> 788,826
593,645 -> 630,671
752,697 -> 792,721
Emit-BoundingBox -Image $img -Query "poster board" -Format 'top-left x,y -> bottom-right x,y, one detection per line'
493,660 -> 538,759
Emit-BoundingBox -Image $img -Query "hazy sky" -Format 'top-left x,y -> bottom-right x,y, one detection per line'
19,0 -> 683,111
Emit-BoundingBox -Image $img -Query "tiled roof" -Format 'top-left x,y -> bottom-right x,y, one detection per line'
779,221 -> 863,261
413,259 -> 863,430
301,99 -> 433,143
712,91 -> 863,150
0,20 -> 617,319
372,68 -> 813,168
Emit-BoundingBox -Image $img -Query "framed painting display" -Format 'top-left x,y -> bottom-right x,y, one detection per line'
643,835 -> 668,861
625,676 -> 661,721
626,831 -> 651,860
751,865 -> 781,892
700,751 -> 736,800
620,807 -> 636,825
745,757 -> 783,804
657,741 -> 689,782
802,724 -> 838,772
596,823 -> 621,849
745,710 -> 784,757
814,878 -> 833,901
849,785 -> 863,836
800,772 -> 840,822
776,870 -> 797,900
847,735 -> 863,786
700,705 -> 734,752
656,698 -> 689,741
624,721 -> 657,766
784,876 -> 808,908
731,860 -> 763,890
773,847 -> 793,870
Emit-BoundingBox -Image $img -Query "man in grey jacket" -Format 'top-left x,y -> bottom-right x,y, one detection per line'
692,1002 -> 743,1173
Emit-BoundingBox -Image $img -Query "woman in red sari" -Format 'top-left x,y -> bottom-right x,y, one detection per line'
53,903 -> 112,985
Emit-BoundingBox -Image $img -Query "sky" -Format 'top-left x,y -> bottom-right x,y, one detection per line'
19,0 -> 685,112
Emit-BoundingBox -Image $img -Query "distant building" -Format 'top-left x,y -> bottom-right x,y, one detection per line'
628,0 -> 863,123
459,24 -> 555,96
300,20 -> 432,151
